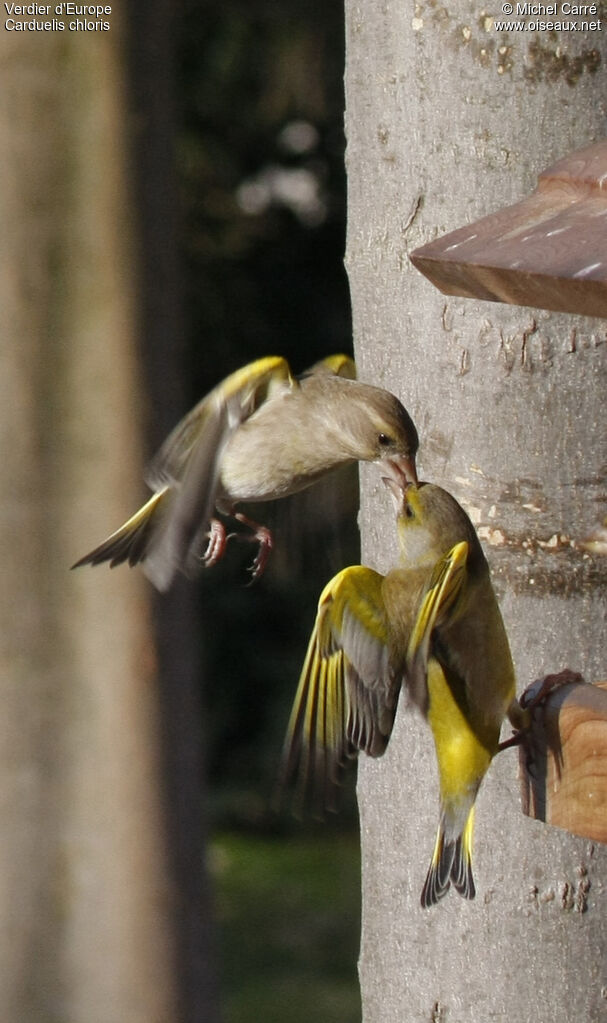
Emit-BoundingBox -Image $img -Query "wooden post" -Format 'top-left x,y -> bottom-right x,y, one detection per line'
519,679 -> 607,844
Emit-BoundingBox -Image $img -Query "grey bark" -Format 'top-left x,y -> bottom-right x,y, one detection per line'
0,22 -> 176,1022
346,4 -> 607,1021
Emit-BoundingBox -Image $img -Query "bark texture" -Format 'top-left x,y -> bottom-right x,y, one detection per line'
345,5 -> 607,1020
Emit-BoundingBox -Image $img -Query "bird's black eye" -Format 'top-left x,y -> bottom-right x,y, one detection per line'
378,433 -> 392,447
404,502 -> 415,519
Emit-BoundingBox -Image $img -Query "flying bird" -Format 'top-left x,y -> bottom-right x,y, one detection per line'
72,354 -> 418,590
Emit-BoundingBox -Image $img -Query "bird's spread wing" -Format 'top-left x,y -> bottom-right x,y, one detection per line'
277,565 -> 399,815
406,541 -> 469,713
142,357 -> 296,590
146,356 -> 295,488
299,353 -> 357,380
72,354 -> 361,585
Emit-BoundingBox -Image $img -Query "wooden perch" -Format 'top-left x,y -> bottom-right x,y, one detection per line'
410,139 -> 607,319
519,678 -> 607,843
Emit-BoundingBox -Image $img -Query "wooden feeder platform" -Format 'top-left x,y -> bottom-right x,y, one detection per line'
518,677 -> 607,844
410,140 -> 607,319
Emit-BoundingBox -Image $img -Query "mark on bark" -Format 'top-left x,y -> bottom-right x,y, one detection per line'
560,876 -> 591,912
576,869 -> 591,913
525,878 -> 592,914
476,319 -> 493,347
377,123 -> 390,146
441,303 -> 604,371
459,347 -> 471,375
520,318 -> 538,369
401,194 -> 423,235
431,1000 -> 448,1022
490,545 -> 606,597
525,40 -> 601,87
497,43 -> 513,75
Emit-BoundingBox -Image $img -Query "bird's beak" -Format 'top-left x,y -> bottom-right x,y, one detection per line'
381,455 -> 418,504
385,454 -> 418,487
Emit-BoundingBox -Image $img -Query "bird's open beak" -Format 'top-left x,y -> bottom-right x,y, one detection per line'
380,454 -> 418,504
385,454 -> 418,487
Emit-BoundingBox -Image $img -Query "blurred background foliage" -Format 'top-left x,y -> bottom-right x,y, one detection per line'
179,0 -> 352,384
158,0 -> 361,1018
213,830 -> 361,1023
175,0 -> 356,815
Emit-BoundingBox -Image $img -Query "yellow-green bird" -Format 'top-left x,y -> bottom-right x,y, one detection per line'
72,354 -> 418,590
279,480 -> 518,907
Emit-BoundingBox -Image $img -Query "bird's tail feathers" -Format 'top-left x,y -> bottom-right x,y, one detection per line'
71,489 -> 168,570
421,805 -> 476,908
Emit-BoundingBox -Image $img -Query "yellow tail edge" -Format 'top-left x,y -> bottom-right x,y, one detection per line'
420,807 -> 476,908
71,489 -> 168,570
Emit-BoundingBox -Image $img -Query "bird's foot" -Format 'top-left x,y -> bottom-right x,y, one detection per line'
232,512 -> 274,583
520,668 -> 585,711
498,669 -> 585,754
203,512 -> 274,580
497,731 -> 524,753
203,518 -> 235,567
247,528 -> 273,583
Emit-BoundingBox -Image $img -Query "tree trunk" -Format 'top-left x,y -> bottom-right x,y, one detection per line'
127,6 -> 221,1020
0,20 -> 175,1022
345,6 -> 607,1021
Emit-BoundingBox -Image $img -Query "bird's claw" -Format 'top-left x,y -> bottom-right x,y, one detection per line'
202,514 -> 274,581
203,518 -> 232,567
498,669 -> 585,759
246,527 -> 273,584
228,512 -> 274,583
520,668 -> 584,711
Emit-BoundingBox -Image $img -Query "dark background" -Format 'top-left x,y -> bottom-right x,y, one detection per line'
176,0 -> 355,817
127,2 -> 361,1019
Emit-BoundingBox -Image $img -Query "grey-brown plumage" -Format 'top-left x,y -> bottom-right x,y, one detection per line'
72,355 -> 418,590
278,481 -> 517,906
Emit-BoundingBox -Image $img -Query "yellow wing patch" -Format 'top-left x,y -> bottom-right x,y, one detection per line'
406,541 -> 468,710
148,356 -> 294,487
305,354 -> 357,379
278,565 -> 395,815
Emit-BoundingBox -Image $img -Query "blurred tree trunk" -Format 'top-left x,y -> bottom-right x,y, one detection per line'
127,5 -> 221,1021
346,7 -> 607,1022
0,20 -> 177,1023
